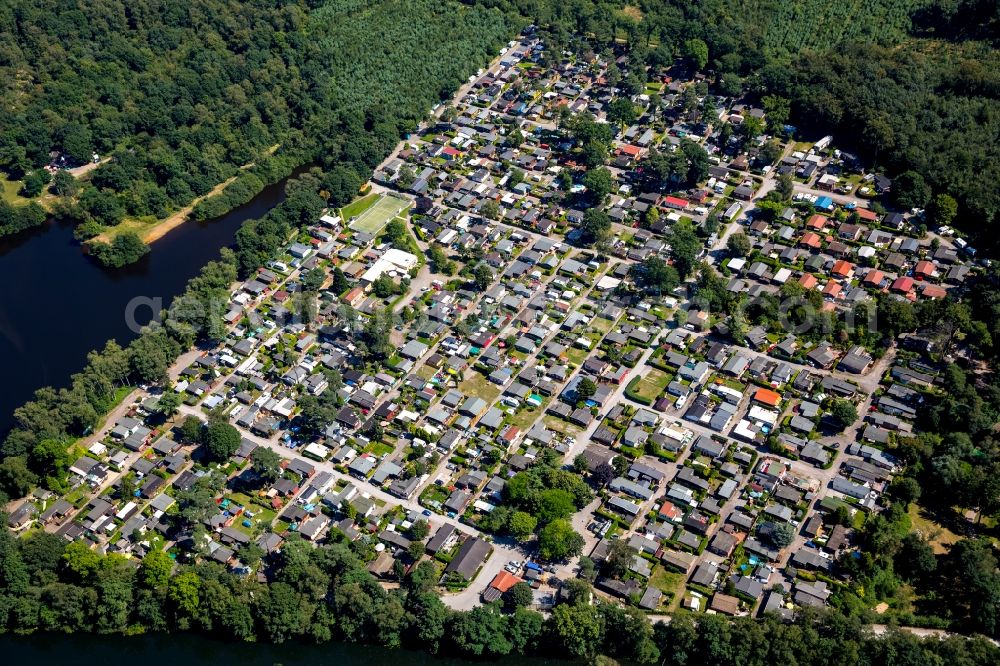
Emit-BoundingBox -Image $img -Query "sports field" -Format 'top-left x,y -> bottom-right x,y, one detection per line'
347,194 -> 409,234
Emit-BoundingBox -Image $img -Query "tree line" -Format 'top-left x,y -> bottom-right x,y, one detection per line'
0,525 -> 997,665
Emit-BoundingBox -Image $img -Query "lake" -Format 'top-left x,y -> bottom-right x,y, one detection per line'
0,176 -> 294,434
0,633 -> 528,666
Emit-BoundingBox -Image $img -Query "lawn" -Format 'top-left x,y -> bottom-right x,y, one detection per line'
542,415 -> 581,437
626,368 -> 671,404
589,317 -> 615,335
420,485 -> 450,510
1,177 -> 24,204
566,346 -> 590,366
64,485 -> 92,508
227,492 -> 278,534
459,371 -> 500,403
908,503 -> 961,554
348,194 -> 410,235
649,565 -> 686,610
366,441 -> 395,458
1,177 -> 58,210
340,192 -> 380,220
416,363 -> 438,380
507,402 -> 547,431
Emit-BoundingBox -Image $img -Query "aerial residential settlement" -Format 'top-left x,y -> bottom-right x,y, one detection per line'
6,28 -> 985,626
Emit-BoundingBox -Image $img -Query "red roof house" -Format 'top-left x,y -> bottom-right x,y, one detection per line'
800,232 -> 822,249
863,269 -> 886,287
619,144 -> 642,158
806,214 -> 828,230
891,276 -> 915,294
921,284 -> 947,299
914,260 -> 937,280
831,260 -> 854,278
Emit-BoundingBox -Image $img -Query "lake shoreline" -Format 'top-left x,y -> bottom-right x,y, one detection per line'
0,170 -> 300,434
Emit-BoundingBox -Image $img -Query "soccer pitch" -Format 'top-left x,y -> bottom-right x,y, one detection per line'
348,194 -> 410,234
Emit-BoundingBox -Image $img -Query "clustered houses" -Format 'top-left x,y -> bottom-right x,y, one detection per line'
731,200 -> 966,310
8,27 -> 980,619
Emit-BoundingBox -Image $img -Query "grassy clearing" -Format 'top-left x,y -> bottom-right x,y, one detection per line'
627,368 -> 670,403
1,177 -> 24,204
366,441 -> 395,458
566,346 -> 589,366
507,402 -> 546,431
226,491 -> 278,534
2,177 -> 58,210
341,192 -> 381,221
416,363 -> 437,381
589,317 -> 615,335
649,565 -> 686,610
621,5 -> 644,22
459,371 -> 500,403
543,415 -> 581,437
908,503 -> 961,554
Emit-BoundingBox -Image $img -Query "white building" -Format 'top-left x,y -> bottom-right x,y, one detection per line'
361,248 -> 419,285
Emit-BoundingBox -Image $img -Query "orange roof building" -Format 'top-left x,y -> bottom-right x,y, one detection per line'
921,284 -> 947,299
799,273 -> 818,289
863,269 -> 885,287
800,232 -> 822,249
488,571 -> 523,594
342,286 -> 366,306
831,260 -> 854,278
753,388 -> 781,407
806,214 -> 828,230
914,260 -> 937,279
658,502 -> 682,521
854,208 -> 878,222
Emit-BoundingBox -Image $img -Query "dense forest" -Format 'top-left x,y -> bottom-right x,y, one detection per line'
0,524 -> 997,664
0,0 -> 513,255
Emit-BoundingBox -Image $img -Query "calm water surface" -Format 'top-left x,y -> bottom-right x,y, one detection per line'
0,176 -> 294,434
0,632 -> 531,666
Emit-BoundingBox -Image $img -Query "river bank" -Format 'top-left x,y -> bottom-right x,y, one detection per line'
90,175 -> 240,245
0,632 -> 554,666
91,145 -> 285,246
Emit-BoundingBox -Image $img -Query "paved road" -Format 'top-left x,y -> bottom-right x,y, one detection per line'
440,536 -> 522,611
176,404 -> 478,537
560,342 -> 659,463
